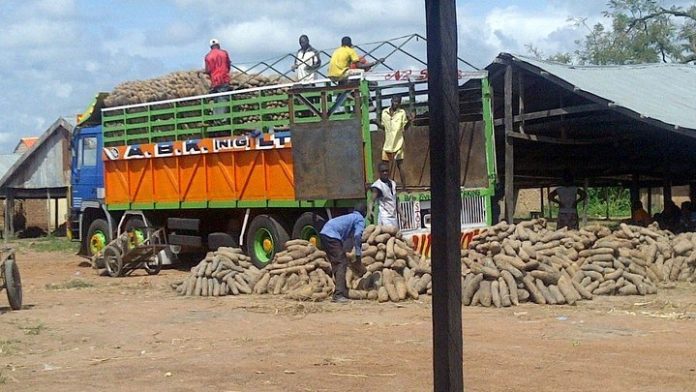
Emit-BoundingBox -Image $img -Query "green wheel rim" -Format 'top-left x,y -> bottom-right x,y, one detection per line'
253,228 -> 274,265
129,228 -> 145,249
300,225 -> 320,247
89,231 -> 107,255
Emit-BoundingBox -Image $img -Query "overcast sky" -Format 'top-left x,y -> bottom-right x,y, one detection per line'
0,0 -> 684,153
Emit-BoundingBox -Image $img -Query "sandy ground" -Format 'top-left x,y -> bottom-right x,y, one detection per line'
1,243 -> 696,392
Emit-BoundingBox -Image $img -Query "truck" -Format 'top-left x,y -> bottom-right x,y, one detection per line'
69,70 -> 497,268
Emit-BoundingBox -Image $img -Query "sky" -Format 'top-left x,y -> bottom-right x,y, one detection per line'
0,0 -> 682,153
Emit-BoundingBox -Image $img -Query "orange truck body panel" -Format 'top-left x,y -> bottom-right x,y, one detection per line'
103,133 -> 295,205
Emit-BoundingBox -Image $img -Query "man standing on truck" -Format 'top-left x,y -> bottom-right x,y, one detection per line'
369,162 -> 399,228
205,38 -> 232,116
319,202 -> 368,303
328,36 -> 382,83
379,95 -> 412,183
291,35 -> 321,82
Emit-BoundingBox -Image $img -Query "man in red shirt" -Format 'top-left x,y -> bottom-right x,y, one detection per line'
205,39 -> 231,117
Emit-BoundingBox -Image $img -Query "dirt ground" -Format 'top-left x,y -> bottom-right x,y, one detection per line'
1,242 -> 696,392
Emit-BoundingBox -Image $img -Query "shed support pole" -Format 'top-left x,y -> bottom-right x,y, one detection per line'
630,174 -> 640,210
425,0 -> 463,390
5,191 -> 14,239
504,64 -> 514,223
605,187 -> 610,220
54,198 -> 59,234
539,188 -> 544,217
47,189 -> 52,234
582,178 -> 589,227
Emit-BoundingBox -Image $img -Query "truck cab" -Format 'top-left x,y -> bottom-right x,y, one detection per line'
70,94 -> 116,256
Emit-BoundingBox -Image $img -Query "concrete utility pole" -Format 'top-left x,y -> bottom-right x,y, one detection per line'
425,0 -> 463,391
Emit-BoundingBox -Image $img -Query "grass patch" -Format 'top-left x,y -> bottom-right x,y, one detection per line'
13,236 -> 79,253
45,279 -> 94,290
0,339 -> 20,356
19,322 -> 45,336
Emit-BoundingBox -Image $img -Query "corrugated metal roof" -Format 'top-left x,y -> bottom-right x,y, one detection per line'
508,54 -> 696,132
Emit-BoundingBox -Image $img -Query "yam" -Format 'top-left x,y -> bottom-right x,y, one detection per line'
479,281 -> 492,307
522,275 -> 546,305
498,277 -> 512,307
535,279 -> 557,305
462,273 -> 483,305
548,285 -> 566,305
377,287 -> 389,302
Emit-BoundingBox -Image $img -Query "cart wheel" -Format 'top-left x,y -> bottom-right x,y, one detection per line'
103,245 -> 124,278
4,256 -> 22,310
144,235 -> 162,276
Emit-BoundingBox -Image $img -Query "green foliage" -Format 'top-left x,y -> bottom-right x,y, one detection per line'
530,1 -> 696,65
586,187 -> 632,218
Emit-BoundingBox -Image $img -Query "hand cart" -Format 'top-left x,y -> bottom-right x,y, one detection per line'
98,227 -> 168,278
1,247 -> 22,310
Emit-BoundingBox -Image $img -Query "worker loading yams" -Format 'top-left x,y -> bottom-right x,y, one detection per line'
204,38 -> 232,117
291,34 -> 322,82
328,36 -> 383,83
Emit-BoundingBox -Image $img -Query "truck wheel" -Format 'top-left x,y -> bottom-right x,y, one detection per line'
292,212 -> 326,248
86,219 -> 110,257
124,218 -> 146,249
247,215 -> 289,269
4,256 -> 22,310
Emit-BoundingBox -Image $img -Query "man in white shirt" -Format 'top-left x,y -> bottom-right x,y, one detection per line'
368,162 -> 399,228
291,35 -> 321,82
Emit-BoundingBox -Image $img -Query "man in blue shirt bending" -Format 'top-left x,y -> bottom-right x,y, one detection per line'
320,202 -> 368,303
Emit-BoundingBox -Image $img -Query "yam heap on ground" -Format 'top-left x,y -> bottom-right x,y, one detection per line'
172,221 -> 696,305
104,70 -> 290,107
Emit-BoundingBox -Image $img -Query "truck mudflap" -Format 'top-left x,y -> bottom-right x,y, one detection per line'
401,227 -> 484,259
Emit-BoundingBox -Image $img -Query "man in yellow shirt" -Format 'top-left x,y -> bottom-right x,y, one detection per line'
379,95 -> 413,183
328,36 -> 382,82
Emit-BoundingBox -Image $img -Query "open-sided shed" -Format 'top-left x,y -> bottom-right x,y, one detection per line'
484,53 -> 696,221
1,118 -> 73,237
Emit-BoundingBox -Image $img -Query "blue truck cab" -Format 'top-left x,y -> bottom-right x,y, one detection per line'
70,94 -> 117,256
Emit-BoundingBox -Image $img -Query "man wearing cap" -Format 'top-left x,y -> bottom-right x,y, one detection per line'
291,35 -> 321,82
328,36 -> 382,83
205,39 -> 231,116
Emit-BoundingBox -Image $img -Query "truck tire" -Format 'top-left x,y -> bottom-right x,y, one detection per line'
124,217 -> 146,249
4,256 -> 22,310
86,219 -> 111,257
247,215 -> 289,269
291,212 -> 326,248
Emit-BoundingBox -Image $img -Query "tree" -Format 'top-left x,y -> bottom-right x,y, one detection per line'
576,0 -> 696,65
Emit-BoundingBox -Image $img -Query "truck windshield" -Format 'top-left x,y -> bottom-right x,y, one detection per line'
80,136 -> 98,167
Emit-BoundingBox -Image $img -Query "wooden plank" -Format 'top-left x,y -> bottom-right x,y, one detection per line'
425,0 -> 463,390
504,64 -> 514,223
505,132 -> 629,145
518,72 -> 525,134
493,103 -> 605,126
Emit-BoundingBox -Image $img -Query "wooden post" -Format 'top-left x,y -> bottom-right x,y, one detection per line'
504,64 -> 514,223
54,198 -> 60,234
605,187 -> 610,220
547,187 -> 552,219
4,190 -> 14,239
518,72 -> 525,134
425,1 -> 463,390
630,174 -> 640,209
47,189 -> 52,234
539,188 -> 544,217
582,178 -> 589,227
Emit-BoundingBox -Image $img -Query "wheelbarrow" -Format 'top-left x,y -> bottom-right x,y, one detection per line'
99,227 -> 168,278
1,247 -> 22,310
